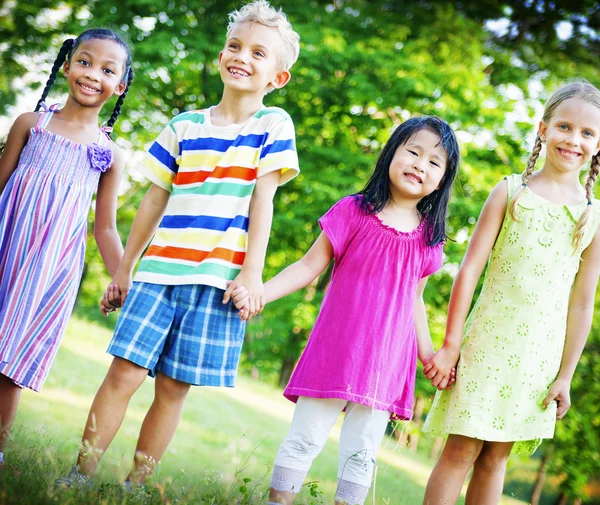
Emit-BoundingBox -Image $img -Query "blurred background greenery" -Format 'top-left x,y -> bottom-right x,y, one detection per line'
1,0 -> 599,503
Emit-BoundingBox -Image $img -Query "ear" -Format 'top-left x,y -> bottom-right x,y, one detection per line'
63,60 -> 70,76
538,120 -> 547,142
218,51 -> 223,67
113,79 -> 127,97
270,69 -> 291,90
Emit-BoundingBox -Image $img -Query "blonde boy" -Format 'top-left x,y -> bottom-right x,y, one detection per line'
56,0 -> 300,488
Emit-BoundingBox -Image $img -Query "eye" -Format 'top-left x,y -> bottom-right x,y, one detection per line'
103,68 -> 115,75
430,161 -> 440,168
407,150 -> 417,156
558,124 -> 569,130
583,130 -> 594,138
253,51 -> 265,58
78,59 -> 90,66
228,43 -> 239,50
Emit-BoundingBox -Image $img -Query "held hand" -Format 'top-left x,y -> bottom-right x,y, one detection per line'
223,271 -> 264,321
542,378 -> 571,420
99,270 -> 133,317
422,345 -> 460,389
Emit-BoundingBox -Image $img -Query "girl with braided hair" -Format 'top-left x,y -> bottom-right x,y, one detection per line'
0,28 -> 134,467
419,80 -> 600,505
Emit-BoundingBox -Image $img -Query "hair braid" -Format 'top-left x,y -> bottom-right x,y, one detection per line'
104,68 -> 134,137
573,153 -> 600,250
509,133 -> 543,221
34,39 -> 75,112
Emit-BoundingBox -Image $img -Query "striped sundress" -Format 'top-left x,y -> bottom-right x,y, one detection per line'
0,105 -> 113,391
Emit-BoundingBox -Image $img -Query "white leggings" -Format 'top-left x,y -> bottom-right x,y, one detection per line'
271,397 -> 390,503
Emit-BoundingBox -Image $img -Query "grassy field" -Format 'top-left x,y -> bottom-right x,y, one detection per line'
0,317 -> 547,504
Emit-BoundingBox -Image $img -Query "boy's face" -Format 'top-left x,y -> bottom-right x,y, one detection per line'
219,22 -> 291,96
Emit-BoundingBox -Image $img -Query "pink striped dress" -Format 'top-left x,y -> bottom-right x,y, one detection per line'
0,106 -> 113,391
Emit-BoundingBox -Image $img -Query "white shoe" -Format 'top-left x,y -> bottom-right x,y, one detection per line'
54,466 -> 93,490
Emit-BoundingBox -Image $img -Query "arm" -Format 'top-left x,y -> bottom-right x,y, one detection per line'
265,232 -> 333,304
101,182 -> 170,315
0,113 -> 38,195
94,145 -> 125,278
223,170 -> 280,318
542,223 -> 600,419
424,180 -> 508,385
414,277 -> 435,364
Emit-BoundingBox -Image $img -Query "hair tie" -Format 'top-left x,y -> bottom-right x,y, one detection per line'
588,201 -> 593,206
521,183 -> 527,187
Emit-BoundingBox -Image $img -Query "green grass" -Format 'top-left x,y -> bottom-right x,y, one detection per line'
1,317 -> 540,504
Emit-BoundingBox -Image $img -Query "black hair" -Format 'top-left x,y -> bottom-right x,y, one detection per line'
34,28 -> 134,137
357,115 -> 460,246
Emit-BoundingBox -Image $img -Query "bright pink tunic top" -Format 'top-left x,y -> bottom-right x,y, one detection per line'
284,196 -> 443,419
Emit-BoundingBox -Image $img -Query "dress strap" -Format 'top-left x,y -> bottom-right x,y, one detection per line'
35,103 -> 60,129
96,123 -> 113,146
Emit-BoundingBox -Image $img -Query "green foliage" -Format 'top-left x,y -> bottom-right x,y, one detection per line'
2,0 -> 600,501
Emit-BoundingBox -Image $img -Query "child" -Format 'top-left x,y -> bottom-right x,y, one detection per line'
55,0 -> 301,489
231,116 -> 460,505
421,81 -> 600,505
0,28 -> 133,468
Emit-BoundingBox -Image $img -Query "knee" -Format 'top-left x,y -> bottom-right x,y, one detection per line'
155,374 -> 190,404
441,437 -> 483,468
475,443 -> 512,473
104,358 -> 147,393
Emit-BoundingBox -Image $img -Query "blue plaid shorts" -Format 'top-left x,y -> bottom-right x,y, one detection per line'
107,282 -> 246,386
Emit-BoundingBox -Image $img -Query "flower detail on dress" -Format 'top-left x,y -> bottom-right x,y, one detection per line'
499,385 -> 513,399
87,143 -> 113,172
492,416 -> 505,430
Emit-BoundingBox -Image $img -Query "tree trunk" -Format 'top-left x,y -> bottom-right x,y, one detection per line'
573,499 -> 582,505
278,354 -> 296,388
554,493 -> 568,505
531,444 -> 554,505
408,396 -> 425,452
430,436 -> 444,461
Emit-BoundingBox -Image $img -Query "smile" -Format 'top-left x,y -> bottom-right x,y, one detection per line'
405,173 -> 423,184
558,148 -> 581,160
78,82 -> 100,93
228,67 -> 250,77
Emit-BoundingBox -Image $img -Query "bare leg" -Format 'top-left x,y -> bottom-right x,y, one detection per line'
126,372 -> 190,483
465,441 -> 513,505
76,358 -> 148,477
422,435 -> 484,505
269,490 -> 295,505
0,374 -> 22,453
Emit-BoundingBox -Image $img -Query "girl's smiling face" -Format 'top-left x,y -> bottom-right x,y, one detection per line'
540,97 -> 600,175
388,128 -> 447,202
64,38 -> 128,108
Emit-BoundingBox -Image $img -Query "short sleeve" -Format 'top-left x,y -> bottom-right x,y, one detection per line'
421,242 -> 444,278
258,112 -> 299,185
137,116 -> 181,192
318,196 -> 363,262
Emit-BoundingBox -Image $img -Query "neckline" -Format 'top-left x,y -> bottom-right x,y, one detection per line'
369,212 -> 426,239
206,105 -> 264,129
523,185 -> 587,208
31,126 -> 105,149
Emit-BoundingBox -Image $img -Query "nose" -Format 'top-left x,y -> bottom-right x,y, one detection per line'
414,158 -> 427,173
234,49 -> 250,64
84,66 -> 101,82
565,132 -> 580,147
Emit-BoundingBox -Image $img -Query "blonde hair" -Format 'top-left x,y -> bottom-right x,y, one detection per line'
226,0 -> 300,71
509,81 -> 600,250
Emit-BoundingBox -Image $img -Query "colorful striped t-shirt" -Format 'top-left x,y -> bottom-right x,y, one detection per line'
133,106 -> 299,289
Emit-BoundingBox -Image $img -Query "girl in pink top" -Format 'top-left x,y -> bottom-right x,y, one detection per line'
230,116 -> 460,505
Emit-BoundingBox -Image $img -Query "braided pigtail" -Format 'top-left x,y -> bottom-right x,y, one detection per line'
105,68 -> 134,138
573,154 -> 600,250
34,38 -> 75,112
509,133 -> 543,221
